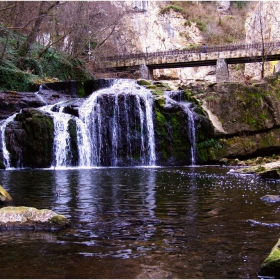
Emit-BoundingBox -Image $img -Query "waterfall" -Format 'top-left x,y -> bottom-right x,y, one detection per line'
0,114 -> 16,168
40,103 -> 73,167
164,91 -> 197,165
34,85 -> 47,105
79,79 -> 156,166
40,103 -> 92,168
1,79 -> 156,168
181,102 -> 197,165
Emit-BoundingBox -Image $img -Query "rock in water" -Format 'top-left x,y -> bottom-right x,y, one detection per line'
0,185 -> 12,202
0,206 -> 70,231
261,195 -> 280,203
258,238 -> 280,278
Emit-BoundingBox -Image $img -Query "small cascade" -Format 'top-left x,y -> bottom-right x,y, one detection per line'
40,103 -> 73,167
79,79 -> 156,166
164,91 -> 197,165
40,102 -> 92,168
0,114 -> 16,168
34,85 -> 47,105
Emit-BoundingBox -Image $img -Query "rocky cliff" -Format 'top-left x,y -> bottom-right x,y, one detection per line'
107,1 -> 280,83
244,2 -> 280,80
109,1 -> 218,84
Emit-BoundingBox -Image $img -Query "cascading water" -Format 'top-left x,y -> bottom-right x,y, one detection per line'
39,102 -> 92,168
78,79 -> 156,166
0,114 -> 16,168
1,79 -> 156,168
40,103 -> 75,167
164,91 -> 197,165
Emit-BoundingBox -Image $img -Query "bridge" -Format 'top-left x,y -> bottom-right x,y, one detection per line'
98,41 -> 280,82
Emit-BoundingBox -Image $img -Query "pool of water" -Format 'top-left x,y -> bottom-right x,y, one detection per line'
0,166 -> 279,278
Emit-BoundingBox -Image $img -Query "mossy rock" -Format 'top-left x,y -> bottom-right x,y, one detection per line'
5,108 -> 54,168
137,79 -> 152,86
258,238 -> 280,278
0,206 -> 70,231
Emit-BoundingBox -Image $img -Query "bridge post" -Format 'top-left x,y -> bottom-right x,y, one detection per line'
216,58 -> 229,83
140,64 -> 153,80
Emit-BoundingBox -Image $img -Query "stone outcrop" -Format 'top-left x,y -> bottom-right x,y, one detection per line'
195,76 -> 280,163
0,206 -> 70,231
231,161 -> 280,180
147,81 -> 214,165
5,108 -> 54,168
245,2 -> 280,80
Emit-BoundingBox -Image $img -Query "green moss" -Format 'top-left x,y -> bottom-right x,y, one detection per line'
9,109 -> 55,168
146,85 -> 157,89
259,239 -> 280,278
76,81 -> 86,97
50,215 -> 69,226
137,79 -> 152,86
197,138 -> 223,162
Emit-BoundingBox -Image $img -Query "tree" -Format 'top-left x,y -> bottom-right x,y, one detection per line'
18,1 -> 60,57
245,1 -> 280,79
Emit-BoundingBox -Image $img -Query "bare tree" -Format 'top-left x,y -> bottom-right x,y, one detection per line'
18,1 -> 60,57
245,1 -> 280,79
0,1 -> 127,75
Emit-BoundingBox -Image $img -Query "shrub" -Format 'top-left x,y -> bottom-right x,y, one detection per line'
160,5 -> 189,18
16,57 -> 43,76
0,66 -> 34,91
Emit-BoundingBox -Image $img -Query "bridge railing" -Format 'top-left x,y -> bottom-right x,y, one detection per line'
100,41 -> 280,62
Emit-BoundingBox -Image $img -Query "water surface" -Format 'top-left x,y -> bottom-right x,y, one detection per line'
0,166 -> 279,278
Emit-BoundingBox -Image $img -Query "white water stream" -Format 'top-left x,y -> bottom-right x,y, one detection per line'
0,80 -> 200,168
164,91 -> 197,165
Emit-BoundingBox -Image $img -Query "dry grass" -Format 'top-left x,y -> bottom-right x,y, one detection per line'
168,1 -> 256,46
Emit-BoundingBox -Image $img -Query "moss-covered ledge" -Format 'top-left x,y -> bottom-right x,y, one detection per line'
231,161 -> 280,179
0,206 -> 70,231
258,238 -> 280,278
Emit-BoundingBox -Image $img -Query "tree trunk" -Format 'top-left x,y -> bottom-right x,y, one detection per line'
18,1 -> 59,57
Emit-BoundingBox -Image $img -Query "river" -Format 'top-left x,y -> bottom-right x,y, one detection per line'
0,166 -> 279,278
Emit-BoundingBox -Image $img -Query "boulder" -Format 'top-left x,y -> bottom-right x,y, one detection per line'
232,161 -> 280,179
5,108 -> 54,168
258,238 -> 280,278
0,206 -> 70,231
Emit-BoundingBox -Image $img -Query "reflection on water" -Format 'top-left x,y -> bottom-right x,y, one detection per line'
0,166 -> 280,278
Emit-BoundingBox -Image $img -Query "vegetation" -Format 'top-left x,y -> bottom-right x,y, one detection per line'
0,1 -> 126,90
0,25 -> 92,91
166,1 -> 254,46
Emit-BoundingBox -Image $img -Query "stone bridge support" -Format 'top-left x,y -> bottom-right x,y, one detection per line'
216,58 -> 229,82
139,64 -> 153,80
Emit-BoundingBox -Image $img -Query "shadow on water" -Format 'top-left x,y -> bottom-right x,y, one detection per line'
0,166 -> 280,278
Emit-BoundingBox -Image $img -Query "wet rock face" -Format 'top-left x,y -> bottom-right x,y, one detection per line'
202,82 -> 280,135
5,108 -> 54,168
154,90 -> 214,165
0,92 -> 46,120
